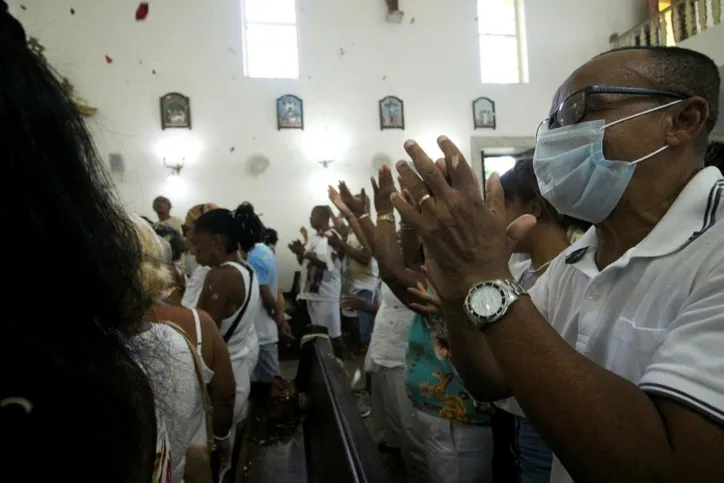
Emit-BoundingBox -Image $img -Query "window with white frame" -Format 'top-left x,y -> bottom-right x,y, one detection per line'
242,0 -> 299,79
478,0 -> 526,84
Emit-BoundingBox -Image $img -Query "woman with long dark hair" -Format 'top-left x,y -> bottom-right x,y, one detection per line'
0,4 -> 160,482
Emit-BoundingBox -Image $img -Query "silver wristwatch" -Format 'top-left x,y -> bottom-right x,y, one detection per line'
463,279 -> 528,330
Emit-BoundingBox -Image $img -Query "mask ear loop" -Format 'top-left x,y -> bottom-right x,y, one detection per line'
601,99 -> 684,130
601,99 -> 683,165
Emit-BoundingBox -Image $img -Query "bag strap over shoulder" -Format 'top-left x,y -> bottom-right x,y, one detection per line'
222,262 -> 255,343
164,321 -> 216,453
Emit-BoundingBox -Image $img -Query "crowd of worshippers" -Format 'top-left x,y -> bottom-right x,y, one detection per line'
4,2 -> 723,481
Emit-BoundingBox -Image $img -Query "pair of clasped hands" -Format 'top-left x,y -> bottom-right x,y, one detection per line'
330,136 -> 536,315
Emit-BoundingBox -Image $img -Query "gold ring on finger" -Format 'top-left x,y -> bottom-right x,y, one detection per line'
418,194 -> 432,206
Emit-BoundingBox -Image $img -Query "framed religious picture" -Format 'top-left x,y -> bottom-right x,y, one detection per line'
379,96 -> 405,130
472,97 -> 496,129
160,92 -> 191,130
277,94 -> 304,130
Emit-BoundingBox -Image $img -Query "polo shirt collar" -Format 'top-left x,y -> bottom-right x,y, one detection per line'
564,167 -> 724,272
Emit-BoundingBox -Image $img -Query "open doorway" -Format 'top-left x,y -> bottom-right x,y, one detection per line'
480,147 -> 535,199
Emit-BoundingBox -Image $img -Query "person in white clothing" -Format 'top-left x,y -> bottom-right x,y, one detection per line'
130,214 -> 206,483
181,203 -> 219,308
193,203 -> 264,480
289,205 -> 344,357
361,283 -> 428,482
389,46 -> 724,483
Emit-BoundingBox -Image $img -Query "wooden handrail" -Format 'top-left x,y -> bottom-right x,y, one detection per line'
297,326 -> 388,483
611,0 -> 721,48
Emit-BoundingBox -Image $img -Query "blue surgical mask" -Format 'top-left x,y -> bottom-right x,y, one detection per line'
533,100 -> 682,224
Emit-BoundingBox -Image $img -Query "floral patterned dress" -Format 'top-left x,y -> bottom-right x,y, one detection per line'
405,313 -> 492,425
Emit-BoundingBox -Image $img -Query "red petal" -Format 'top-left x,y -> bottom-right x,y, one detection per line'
105,55 -> 113,64
135,2 -> 149,21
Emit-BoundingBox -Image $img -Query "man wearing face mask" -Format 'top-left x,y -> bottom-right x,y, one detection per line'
390,46 -> 724,483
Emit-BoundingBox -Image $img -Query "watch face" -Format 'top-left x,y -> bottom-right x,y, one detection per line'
469,284 -> 506,318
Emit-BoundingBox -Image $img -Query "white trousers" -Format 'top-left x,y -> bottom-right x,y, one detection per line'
412,409 -> 494,483
219,353 -> 257,482
306,300 -> 342,338
370,366 -> 428,483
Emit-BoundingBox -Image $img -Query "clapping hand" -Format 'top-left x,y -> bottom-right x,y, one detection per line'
326,231 -> 344,250
338,182 -> 369,217
328,185 -> 353,218
371,165 -> 397,215
288,239 -> 305,256
390,136 -> 536,304
341,294 -> 369,312
407,277 -> 442,316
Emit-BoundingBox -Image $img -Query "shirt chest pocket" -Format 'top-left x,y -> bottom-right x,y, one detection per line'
602,318 -> 667,383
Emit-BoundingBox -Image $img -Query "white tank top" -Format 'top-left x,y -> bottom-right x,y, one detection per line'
219,261 -> 260,422
219,261 -> 260,358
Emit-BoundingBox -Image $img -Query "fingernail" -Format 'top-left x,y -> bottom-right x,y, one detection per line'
404,140 -> 417,149
396,160 -> 407,169
437,135 -> 448,143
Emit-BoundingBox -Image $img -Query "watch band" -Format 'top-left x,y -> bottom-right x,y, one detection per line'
377,213 -> 395,224
464,278 -> 528,329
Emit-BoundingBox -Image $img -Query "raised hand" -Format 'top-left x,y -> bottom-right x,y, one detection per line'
325,231 -> 344,250
288,239 -> 305,255
299,226 -> 308,244
407,280 -> 442,316
328,185 -> 353,218
391,136 -> 536,303
338,182 -> 368,217
370,165 -> 397,215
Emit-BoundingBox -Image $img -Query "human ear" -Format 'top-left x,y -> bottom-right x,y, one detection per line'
529,199 -> 543,219
664,97 -> 708,149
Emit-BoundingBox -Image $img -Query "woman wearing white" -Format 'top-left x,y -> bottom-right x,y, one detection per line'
131,215 -> 207,483
181,203 -> 219,308
193,203 -> 264,480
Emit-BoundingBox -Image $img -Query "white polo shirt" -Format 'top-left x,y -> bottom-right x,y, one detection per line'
525,167 -> 724,483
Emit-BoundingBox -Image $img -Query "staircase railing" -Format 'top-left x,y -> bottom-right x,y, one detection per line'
610,0 -> 721,48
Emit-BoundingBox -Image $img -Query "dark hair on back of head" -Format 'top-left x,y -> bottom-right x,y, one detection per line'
154,223 -> 185,262
500,158 -> 591,232
263,228 -> 279,246
312,205 -> 332,218
195,202 -> 266,253
0,5 -> 156,482
600,46 -> 720,150
705,141 -> 724,174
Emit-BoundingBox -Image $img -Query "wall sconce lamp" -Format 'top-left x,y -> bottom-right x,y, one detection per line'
163,157 -> 186,175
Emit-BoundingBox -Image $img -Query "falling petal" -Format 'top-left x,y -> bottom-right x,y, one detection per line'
70,8 -> 75,15
105,55 -> 113,64
152,69 -> 157,75
135,2 -> 149,21
20,5 -> 27,10
410,17 -> 416,24
230,147 -> 235,152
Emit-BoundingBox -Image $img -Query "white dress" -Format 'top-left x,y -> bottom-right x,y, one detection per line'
134,324 -> 205,483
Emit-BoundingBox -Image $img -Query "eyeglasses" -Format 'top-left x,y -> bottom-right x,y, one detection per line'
536,85 -> 689,139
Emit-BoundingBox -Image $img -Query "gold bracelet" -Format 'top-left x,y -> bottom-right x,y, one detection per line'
377,213 -> 395,224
